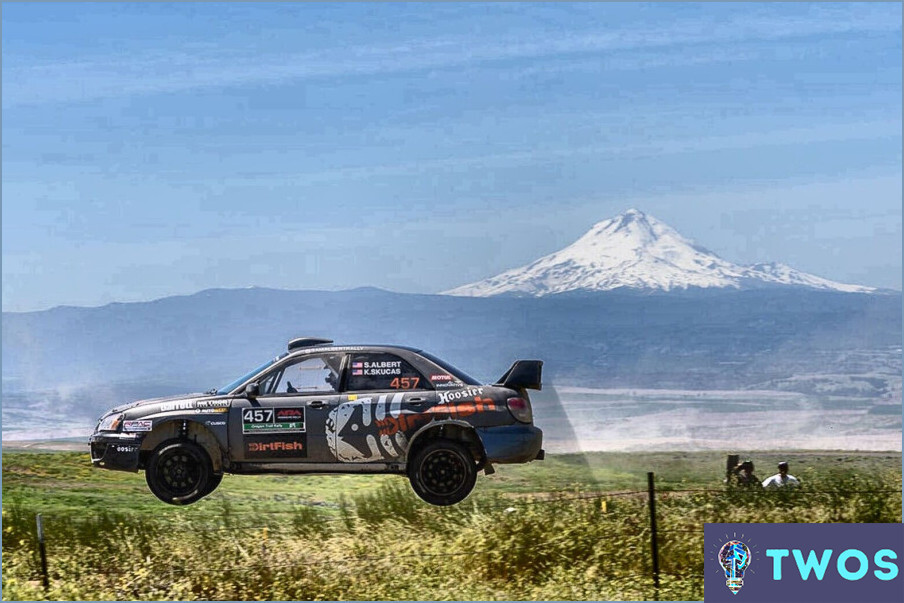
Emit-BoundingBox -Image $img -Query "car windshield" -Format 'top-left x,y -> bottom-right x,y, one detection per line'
216,353 -> 289,394
417,351 -> 481,385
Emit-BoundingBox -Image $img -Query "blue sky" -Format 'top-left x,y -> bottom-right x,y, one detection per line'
2,2 -> 901,311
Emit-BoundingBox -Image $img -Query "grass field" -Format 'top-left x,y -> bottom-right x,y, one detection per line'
2,449 -> 901,600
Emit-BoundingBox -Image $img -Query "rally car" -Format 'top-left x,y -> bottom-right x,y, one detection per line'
90,338 -> 544,506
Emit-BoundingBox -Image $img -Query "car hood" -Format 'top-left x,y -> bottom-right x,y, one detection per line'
109,392 -> 206,414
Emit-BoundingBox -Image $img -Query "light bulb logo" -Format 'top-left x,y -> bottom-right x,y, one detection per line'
718,539 -> 751,594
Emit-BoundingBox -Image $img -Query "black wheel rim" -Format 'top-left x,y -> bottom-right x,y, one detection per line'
421,449 -> 467,497
155,448 -> 203,497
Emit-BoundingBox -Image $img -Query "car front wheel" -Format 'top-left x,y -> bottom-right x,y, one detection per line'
145,440 -> 215,505
408,439 -> 477,506
202,472 -> 224,498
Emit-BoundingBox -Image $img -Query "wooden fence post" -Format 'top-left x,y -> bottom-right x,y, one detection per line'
36,513 -> 49,590
647,472 -> 660,601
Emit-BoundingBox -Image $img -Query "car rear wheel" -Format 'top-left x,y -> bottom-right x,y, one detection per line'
145,440 -> 215,505
408,439 -> 477,506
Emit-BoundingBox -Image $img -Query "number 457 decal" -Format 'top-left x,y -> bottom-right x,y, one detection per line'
390,377 -> 420,389
242,407 -> 305,433
243,408 -> 274,424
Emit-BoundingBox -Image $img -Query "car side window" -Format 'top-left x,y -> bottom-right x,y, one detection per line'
346,353 -> 430,391
258,371 -> 278,395
261,354 -> 343,395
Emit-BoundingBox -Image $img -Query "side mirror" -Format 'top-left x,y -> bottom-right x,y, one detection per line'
244,383 -> 260,398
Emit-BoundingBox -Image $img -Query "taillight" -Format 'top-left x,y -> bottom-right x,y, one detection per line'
506,396 -> 532,423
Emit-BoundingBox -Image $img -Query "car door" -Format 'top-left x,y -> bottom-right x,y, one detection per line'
229,352 -> 344,463
327,351 -> 435,462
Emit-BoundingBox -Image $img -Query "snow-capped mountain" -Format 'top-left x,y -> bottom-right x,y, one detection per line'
442,209 -> 876,296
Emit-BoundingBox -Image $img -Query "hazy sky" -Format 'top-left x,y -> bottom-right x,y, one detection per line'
2,2 -> 901,311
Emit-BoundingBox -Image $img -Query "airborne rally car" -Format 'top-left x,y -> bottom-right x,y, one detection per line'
90,338 -> 544,506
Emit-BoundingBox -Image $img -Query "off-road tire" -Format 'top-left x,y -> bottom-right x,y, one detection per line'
201,472 -> 224,498
408,439 -> 477,506
145,440 -> 214,505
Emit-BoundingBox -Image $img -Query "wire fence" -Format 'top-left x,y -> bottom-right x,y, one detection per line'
21,477 -> 902,600
45,484 -> 896,531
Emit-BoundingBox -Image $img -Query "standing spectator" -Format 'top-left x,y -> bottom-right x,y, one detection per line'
762,461 -> 801,489
731,460 -> 763,488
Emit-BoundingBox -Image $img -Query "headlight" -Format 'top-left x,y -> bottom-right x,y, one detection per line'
98,413 -> 123,432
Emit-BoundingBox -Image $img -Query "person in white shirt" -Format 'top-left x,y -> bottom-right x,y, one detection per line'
762,461 -> 800,489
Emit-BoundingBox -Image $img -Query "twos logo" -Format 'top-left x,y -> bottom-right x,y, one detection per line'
704,524 -> 902,603
718,539 -> 752,594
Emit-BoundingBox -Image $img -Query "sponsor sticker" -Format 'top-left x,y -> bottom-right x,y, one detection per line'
123,420 -> 153,432
244,434 -> 307,459
427,396 -> 497,419
242,407 -> 305,433
276,408 -> 303,421
438,387 -> 484,404
160,400 -> 196,412
376,413 -> 430,437
431,374 -> 454,382
434,381 -> 463,389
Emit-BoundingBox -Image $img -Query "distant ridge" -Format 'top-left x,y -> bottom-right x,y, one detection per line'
442,209 -> 876,297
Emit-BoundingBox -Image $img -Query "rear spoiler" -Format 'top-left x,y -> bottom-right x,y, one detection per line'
495,360 -> 543,391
